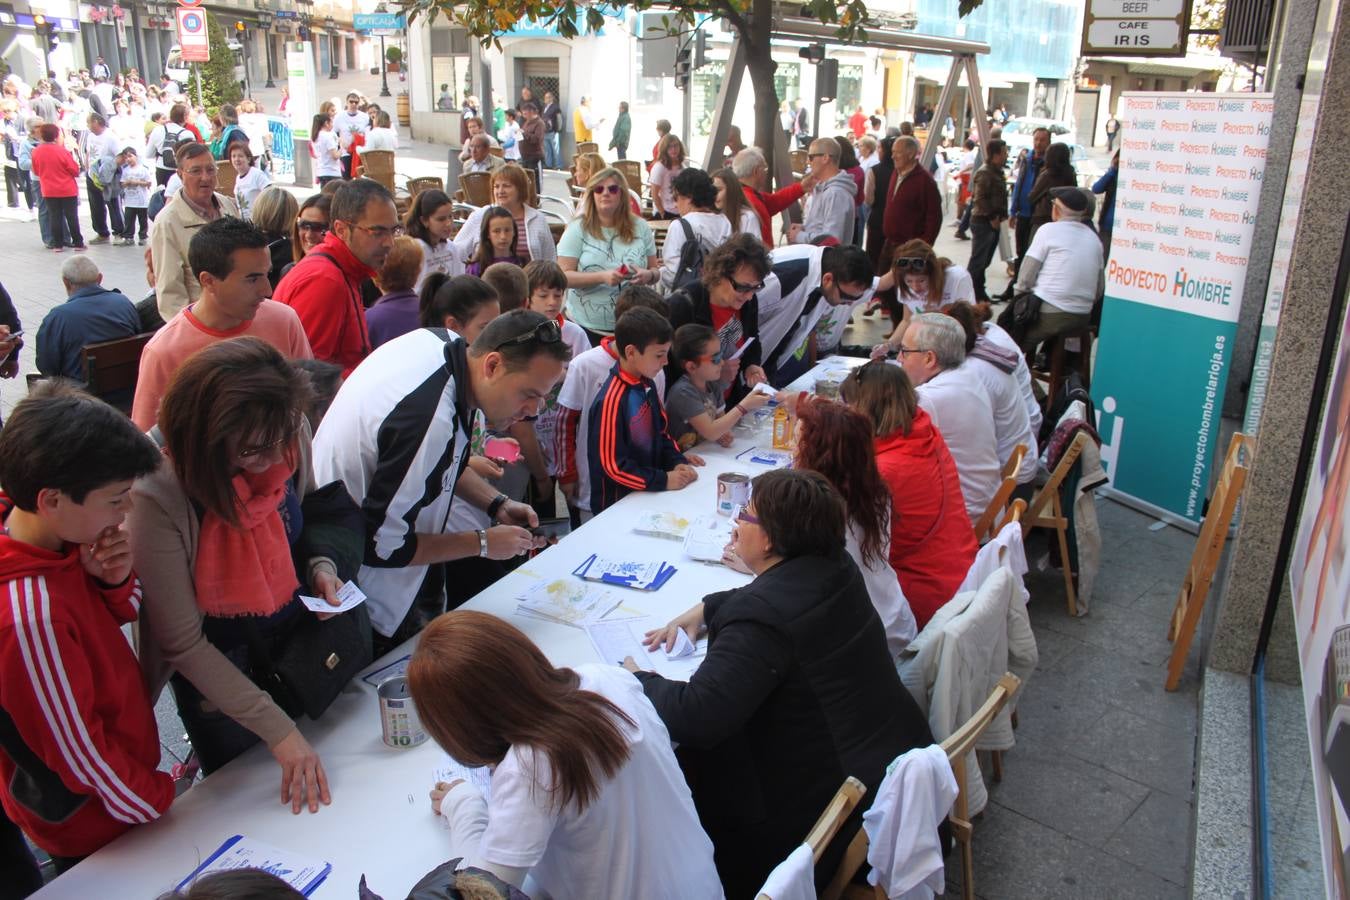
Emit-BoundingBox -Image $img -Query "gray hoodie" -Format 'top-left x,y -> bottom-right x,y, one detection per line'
797,170 -> 858,244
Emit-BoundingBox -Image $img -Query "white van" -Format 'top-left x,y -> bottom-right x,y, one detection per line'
165,41 -> 247,92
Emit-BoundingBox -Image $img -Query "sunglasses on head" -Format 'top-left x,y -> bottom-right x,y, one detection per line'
592,183 -> 624,196
893,257 -> 928,273
490,319 -> 563,351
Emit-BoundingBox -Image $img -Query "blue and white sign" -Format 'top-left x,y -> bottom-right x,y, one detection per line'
353,12 -> 405,31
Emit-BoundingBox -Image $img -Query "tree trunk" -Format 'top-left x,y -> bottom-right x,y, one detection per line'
743,0 -> 780,174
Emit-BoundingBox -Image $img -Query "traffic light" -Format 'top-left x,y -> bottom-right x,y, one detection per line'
235,20 -> 245,33
692,30 -> 707,70
674,45 -> 691,91
816,58 -> 839,104
33,16 -> 57,51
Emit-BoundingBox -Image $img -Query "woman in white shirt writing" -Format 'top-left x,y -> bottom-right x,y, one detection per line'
413,611 -> 723,900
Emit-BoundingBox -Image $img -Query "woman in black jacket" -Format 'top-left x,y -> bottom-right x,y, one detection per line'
1027,142 -> 1076,240
630,468 -> 934,897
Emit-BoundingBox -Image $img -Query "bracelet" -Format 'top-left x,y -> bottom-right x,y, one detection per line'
476,529 -> 489,558
734,403 -> 747,416
486,492 -> 509,522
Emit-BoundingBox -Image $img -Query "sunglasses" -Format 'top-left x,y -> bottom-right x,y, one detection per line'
592,184 -> 624,196
893,257 -> 928,273
729,278 -> 765,295
837,286 -> 868,302
297,221 -> 329,234
490,319 -> 564,351
736,508 -> 760,526
700,351 -> 725,365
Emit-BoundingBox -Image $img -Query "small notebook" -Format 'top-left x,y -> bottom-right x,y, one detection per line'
573,554 -> 677,591
177,835 -> 331,896
683,515 -> 735,564
514,578 -> 623,628
633,510 -> 693,540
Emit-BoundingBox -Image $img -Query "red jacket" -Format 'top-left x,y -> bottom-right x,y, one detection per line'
273,232 -> 374,376
874,409 -> 977,629
0,498 -> 173,858
742,182 -> 806,246
882,164 -> 943,247
30,142 -> 80,198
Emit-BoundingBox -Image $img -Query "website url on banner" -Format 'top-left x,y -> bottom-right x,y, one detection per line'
1187,335 -> 1227,518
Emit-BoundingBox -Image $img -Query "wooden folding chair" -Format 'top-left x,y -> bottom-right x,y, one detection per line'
405,175 -> 444,197
80,332 -> 153,415
759,777 -> 867,900
1022,431 -> 1091,616
1165,432 -> 1250,690
458,172 -> 493,207
996,498 -> 1026,534
822,675 -> 1022,900
615,158 -> 643,194
576,140 -> 599,156
214,159 -> 237,196
488,145 -> 504,159
973,443 -> 1028,543
789,149 -> 809,175
355,150 -> 396,192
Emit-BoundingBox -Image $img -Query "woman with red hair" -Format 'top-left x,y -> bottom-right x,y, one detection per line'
410,610 -> 720,900
840,361 -> 977,629
795,398 -> 917,654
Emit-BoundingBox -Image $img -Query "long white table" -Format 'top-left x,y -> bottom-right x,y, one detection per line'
35,357 -> 866,898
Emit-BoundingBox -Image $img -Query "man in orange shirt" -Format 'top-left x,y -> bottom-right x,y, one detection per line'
132,218 -> 311,430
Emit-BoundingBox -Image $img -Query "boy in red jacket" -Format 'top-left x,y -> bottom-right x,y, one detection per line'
0,383 -> 172,877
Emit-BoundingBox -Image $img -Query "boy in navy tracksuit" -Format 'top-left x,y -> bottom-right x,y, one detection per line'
588,307 -> 703,513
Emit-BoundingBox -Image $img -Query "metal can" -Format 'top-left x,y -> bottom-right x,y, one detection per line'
716,471 -> 751,516
378,675 -> 427,748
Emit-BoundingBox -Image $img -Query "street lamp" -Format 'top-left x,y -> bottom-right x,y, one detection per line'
259,10 -> 275,88
374,1 -> 390,97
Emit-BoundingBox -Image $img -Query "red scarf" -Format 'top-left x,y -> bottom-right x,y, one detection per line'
193,462 -> 299,618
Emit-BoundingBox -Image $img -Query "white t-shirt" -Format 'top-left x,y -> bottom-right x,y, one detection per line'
314,130 -> 342,177
363,126 -> 399,152
847,517 -> 916,657
233,166 -> 272,220
556,340 -> 665,512
915,365 -> 1001,524
660,210 -> 732,290
1023,221 -> 1103,314
238,112 -> 269,158
333,108 -> 370,151
534,319 -> 592,476
963,356 -> 1037,484
414,238 -> 466,293
118,162 -> 152,208
498,122 -> 522,160
448,665 -> 722,900
736,207 -> 760,237
647,161 -> 681,215
981,322 -> 1042,437
897,264 -> 975,315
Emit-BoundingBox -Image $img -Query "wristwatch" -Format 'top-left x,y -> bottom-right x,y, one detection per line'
476,529 -> 489,558
486,492 -> 509,522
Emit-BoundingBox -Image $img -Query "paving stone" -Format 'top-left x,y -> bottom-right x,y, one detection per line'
1103,790 -> 1194,886
1072,707 -> 1198,798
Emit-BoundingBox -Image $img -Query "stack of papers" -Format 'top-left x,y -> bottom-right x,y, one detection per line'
736,447 -> 794,469
515,578 -> 623,628
633,510 -> 693,540
684,515 -> 735,564
586,619 -> 707,680
178,835 -> 331,896
573,555 -> 677,591
433,755 -> 494,803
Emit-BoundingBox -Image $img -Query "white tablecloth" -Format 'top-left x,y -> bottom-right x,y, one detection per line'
35,357 -> 866,898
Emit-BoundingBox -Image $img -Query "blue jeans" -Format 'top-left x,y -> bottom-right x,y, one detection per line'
544,132 -> 561,169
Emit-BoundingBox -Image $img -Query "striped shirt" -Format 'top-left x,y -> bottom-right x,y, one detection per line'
312,328 -> 475,637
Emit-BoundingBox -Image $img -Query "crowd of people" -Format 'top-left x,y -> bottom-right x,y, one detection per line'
0,87 -> 1116,899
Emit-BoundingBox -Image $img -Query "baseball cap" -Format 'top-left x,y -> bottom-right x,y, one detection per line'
1050,185 -> 1096,218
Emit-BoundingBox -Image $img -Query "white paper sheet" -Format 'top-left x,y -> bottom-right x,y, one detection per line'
176,835 -> 330,896
298,580 -> 367,614
586,619 -> 706,680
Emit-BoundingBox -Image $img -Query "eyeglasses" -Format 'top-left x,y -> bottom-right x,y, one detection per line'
180,166 -> 215,178
592,184 -> 624,196
893,257 -> 928,273
897,345 -> 929,356
297,221 -> 329,234
807,152 -> 829,160
236,417 -> 300,460
837,286 -> 868,302
736,508 -> 760,526
490,319 -> 563,351
729,278 -> 765,295
345,222 -> 404,239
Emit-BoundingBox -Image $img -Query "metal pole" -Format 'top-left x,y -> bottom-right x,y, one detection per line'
264,31 -> 275,88
379,33 -> 390,97
194,64 -> 203,108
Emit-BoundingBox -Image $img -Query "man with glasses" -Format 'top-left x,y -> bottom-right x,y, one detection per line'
274,179 -> 398,376
787,139 -> 857,246
757,243 -> 877,386
895,312 -> 1000,523
150,142 -> 241,321
133,218 -> 312,430
667,233 -> 772,401
314,309 -> 570,653
334,92 -> 370,180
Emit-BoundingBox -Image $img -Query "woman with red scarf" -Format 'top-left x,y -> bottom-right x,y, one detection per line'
129,338 -> 366,815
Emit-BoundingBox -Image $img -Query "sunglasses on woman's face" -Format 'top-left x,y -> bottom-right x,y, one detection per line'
893,257 -> 928,273
592,184 -> 624,196
297,221 -> 329,235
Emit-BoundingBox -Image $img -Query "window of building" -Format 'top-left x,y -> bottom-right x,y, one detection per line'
430,24 -> 471,112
